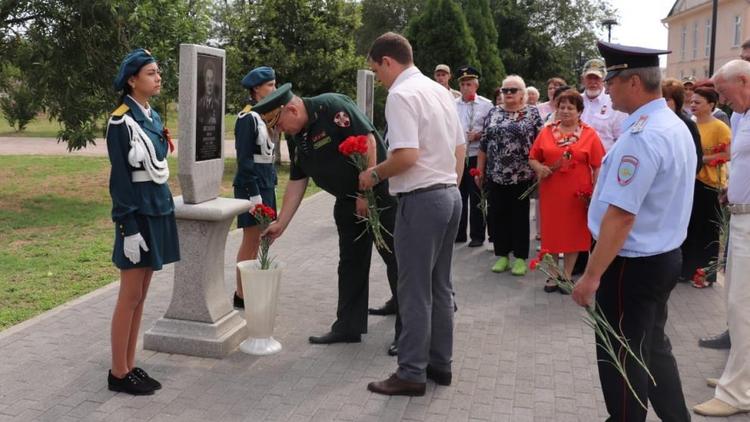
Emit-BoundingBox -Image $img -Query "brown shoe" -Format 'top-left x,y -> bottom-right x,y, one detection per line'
367,373 -> 425,396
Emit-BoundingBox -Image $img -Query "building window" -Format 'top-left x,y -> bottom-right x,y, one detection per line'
680,69 -> 684,79
734,16 -> 742,46
705,18 -> 711,57
704,66 -> 709,77
693,21 -> 698,59
681,25 -> 687,60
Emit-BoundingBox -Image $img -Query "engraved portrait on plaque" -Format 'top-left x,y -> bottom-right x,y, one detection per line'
195,53 -> 223,161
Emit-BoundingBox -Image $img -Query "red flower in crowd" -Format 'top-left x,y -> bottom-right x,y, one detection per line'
529,258 -> 539,270
712,143 -> 728,153
339,135 -> 369,156
709,158 -> 728,167
469,168 -> 482,177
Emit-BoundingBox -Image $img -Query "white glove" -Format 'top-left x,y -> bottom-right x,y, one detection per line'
123,233 -> 149,264
249,195 -> 263,207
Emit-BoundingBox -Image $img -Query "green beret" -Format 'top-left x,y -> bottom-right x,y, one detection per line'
241,66 -> 275,89
114,48 -> 156,91
253,83 -> 294,127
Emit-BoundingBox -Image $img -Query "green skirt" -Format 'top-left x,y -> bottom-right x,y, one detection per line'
112,213 -> 180,271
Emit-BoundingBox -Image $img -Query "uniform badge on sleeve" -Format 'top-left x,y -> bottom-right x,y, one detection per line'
617,155 -> 639,186
334,111 -> 351,128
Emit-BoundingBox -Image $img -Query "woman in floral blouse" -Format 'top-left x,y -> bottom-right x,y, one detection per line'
475,75 -> 543,276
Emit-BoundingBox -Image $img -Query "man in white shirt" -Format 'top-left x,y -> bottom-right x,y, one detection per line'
580,59 -> 627,151
694,59 -> 750,417
455,65 -> 494,247
360,32 -> 465,397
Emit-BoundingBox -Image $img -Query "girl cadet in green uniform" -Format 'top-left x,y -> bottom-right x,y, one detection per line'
232,66 -> 278,308
106,48 -> 180,395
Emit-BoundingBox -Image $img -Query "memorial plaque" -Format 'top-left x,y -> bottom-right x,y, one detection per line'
356,69 -> 375,122
195,53 -> 223,162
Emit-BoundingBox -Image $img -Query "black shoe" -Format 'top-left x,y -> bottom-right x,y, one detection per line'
132,367 -> 162,390
467,240 -> 483,247
455,238 -> 467,243
543,283 -> 559,293
699,330 -> 731,349
426,365 -> 452,386
233,292 -> 244,309
369,300 -> 396,316
387,341 -> 398,356
308,331 -> 361,344
108,370 -> 155,395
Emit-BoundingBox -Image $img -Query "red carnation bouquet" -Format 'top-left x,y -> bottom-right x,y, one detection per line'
520,149 -> 573,200
469,168 -> 488,223
339,135 -> 391,252
529,249 -> 654,410
251,204 -> 277,269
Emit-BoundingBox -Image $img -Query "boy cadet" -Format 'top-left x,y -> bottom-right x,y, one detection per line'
255,84 -> 401,353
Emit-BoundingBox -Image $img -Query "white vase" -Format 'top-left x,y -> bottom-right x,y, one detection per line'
237,260 -> 283,355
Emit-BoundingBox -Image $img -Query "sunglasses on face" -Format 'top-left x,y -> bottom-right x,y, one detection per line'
501,88 -> 520,94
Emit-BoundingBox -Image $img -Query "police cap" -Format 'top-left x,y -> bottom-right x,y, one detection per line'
596,40 -> 670,81
457,65 -> 480,81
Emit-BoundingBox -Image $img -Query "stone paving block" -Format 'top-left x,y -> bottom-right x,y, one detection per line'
0,194 -> 744,421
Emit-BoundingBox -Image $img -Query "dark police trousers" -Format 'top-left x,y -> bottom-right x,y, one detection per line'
596,248 -> 690,422
331,189 -> 399,339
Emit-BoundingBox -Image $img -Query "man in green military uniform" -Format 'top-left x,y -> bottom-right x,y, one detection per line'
256,83 -> 400,348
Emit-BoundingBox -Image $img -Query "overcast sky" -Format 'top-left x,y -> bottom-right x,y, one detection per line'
606,0 -> 676,65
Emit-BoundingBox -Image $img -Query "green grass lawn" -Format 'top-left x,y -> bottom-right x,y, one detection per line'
0,106 -> 238,139
0,155 -> 320,330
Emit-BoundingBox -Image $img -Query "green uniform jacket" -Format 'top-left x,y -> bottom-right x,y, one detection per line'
232,103 -> 277,196
289,93 -> 387,198
106,96 -> 175,237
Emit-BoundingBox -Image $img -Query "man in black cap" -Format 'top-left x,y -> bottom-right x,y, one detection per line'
255,84 -> 401,353
572,40 -> 694,422
454,65 -> 493,247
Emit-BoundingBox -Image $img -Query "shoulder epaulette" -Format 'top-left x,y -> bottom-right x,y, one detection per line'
111,104 -> 130,117
238,104 -> 253,119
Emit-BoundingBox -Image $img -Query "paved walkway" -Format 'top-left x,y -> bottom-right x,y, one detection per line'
0,137 -> 291,162
0,192 -> 745,421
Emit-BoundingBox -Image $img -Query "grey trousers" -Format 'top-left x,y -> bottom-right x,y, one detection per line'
395,185 -> 462,383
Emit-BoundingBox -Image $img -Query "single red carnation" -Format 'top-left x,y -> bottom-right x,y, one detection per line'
529,258 -> 539,270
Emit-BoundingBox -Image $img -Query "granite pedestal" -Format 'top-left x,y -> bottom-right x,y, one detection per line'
144,196 -> 251,358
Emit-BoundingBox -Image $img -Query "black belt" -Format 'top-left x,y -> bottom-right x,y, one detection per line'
397,183 -> 455,198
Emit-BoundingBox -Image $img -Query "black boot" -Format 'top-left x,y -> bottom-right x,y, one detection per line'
699,330 -> 731,349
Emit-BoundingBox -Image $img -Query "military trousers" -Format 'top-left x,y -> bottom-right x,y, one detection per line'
595,248 -> 690,422
331,188 -> 398,337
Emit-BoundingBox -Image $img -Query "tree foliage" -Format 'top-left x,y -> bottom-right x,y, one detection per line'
216,0 -> 363,114
1,0 -> 212,150
462,0 -> 505,97
406,0 -> 478,84
491,0 -> 616,94
356,0 -> 423,55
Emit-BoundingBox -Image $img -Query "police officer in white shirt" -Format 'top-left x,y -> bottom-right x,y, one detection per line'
572,41 -> 695,422
694,59 -> 750,417
455,65 -> 494,246
580,59 -> 628,151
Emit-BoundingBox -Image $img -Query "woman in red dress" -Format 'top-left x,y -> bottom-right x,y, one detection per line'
529,90 -> 605,293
